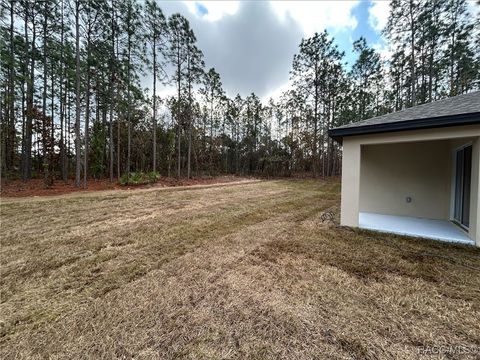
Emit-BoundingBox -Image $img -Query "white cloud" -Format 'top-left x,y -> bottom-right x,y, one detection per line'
372,42 -> 392,62
159,1 -> 304,98
183,1 -> 239,21
467,0 -> 480,17
183,1 -> 360,35
270,1 -> 359,37
368,0 -> 390,33
261,80 -> 293,103
155,1 -> 365,99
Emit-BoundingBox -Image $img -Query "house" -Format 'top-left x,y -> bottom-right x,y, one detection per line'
329,91 -> 480,247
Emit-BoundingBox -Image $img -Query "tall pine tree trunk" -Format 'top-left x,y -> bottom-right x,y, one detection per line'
83,53 -> 90,189
409,0 -> 416,106
109,6 -> 115,182
115,15 -> 121,180
187,119 -> 192,179
7,0 -> 15,171
23,7 -> 35,181
313,64 -> 319,177
42,1 -> 48,176
152,37 -> 157,173
75,0 -> 81,187
176,43 -> 181,178
126,20 -> 132,178
60,0 -> 66,181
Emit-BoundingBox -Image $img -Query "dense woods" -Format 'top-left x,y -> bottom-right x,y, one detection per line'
0,0 -> 479,186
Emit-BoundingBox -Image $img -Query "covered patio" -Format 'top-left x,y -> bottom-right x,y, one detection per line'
356,137 -> 477,245
359,212 -> 473,245
329,92 -> 480,247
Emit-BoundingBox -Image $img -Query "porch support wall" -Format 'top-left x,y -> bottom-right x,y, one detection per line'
340,141 -> 361,227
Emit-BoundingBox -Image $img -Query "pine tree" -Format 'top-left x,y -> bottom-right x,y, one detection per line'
119,0 -> 143,179
74,0 -> 82,187
81,0 -> 106,188
351,37 -> 382,120
444,0 -> 478,96
200,68 -> 224,171
1,0 -> 478,182
167,13 -> 189,177
291,30 -> 344,176
386,0 -> 422,107
144,0 -> 167,174
184,30 -> 204,178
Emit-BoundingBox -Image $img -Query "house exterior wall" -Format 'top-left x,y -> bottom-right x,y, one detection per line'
339,123 -> 480,246
340,140 -> 361,226
470,137 -> 480,245
360,141 -> 451,219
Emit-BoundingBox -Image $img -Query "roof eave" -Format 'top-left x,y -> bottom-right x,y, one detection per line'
328,112 -> 480,144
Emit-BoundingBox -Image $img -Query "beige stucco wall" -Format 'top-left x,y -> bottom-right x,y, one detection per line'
339,123 -> 480,246
360,140 -> 451,219
470,137 -> 480,245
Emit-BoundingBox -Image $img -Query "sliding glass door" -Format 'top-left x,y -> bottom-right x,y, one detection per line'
453,145 -> 472,228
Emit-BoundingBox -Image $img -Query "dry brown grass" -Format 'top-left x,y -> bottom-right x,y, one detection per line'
1,179 -> 479,359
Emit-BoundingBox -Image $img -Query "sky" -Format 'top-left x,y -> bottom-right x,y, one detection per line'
153,0 -> 391,101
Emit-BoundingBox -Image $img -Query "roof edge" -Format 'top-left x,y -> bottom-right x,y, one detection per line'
328,112 -> 480,143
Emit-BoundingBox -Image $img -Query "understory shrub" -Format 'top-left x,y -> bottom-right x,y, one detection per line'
119,171 -> 160,186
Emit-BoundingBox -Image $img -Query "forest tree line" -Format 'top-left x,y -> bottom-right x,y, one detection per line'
0,0 -> 479,187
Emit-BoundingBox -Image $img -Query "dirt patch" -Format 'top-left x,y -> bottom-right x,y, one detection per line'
0,176 -> 247,198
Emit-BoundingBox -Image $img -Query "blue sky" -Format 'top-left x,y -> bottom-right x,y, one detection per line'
195,2 -> 208,16
338,1 -> 386,68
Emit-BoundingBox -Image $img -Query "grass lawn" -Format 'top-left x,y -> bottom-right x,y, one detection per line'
1,179 -> 479,359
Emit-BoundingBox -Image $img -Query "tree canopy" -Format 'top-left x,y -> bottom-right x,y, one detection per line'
0,0 -> 478,185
